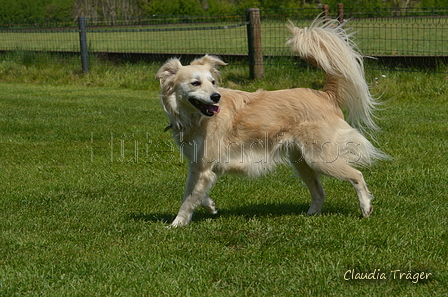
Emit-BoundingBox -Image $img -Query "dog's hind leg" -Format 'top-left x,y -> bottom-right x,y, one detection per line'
289,158 -> 326,215
307,159 -> 373,218
171,167 -> 217,227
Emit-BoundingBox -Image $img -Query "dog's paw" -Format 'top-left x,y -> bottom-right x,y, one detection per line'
168,213 -> 192,228
361,205 -> 373,218
201,196 -> 218,215
306,211 -> 321,216
169,218 -> 188,228
306,206 -> 322,216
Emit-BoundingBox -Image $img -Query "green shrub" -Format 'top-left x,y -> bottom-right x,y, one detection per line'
0,0 -> 73,22
206,0 -> 239,15
142,0 -> 204,16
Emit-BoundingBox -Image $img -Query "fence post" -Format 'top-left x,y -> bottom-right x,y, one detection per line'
337,3 -> 344,23
323,4 -> 330,20
78,16 -> 89,73
246,8 -> 264,79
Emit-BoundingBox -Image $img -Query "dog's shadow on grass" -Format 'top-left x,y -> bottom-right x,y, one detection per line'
127,203 -> 353,225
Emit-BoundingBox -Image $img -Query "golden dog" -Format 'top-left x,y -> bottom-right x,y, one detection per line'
157,17 -> 386,227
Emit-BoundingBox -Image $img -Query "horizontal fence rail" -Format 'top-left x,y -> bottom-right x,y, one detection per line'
0,6 -> 447,73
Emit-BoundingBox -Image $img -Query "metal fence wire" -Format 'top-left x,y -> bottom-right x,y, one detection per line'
0,14 -> 250,55
0,7 -> 447,68
350,16 -> 448,56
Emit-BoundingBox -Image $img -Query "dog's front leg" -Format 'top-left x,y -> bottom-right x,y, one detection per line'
171,166 -> 217,227
201,195 -> 217,215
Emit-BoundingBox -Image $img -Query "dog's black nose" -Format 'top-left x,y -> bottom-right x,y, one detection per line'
210,93 -> 221,103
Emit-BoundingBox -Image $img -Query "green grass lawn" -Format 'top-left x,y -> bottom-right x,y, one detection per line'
0,16 -> 447,55
0,58 -> 447,296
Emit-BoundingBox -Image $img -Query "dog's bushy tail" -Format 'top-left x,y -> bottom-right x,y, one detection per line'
287,17 -> 379,132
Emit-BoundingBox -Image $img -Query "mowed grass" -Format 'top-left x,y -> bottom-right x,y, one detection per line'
0,56 -> 447,296
1,16 -> 447,55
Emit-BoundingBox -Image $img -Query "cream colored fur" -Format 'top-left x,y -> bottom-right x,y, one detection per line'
156,17 -> 386,227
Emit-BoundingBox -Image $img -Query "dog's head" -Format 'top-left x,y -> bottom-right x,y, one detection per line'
156,55 -> 227,117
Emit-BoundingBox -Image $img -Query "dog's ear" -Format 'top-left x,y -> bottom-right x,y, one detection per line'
156,58 -> 182,85
191,55 -> 227,83
191,55 -> 227,69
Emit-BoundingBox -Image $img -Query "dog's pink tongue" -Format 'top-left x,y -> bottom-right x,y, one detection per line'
209,105 -> 220,114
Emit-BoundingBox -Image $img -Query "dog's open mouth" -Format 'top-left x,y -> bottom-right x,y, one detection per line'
189,99 -> 221,117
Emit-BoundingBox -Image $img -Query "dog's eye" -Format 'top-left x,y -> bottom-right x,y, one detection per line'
211,80 -> 216,85
191,81 -> 201,87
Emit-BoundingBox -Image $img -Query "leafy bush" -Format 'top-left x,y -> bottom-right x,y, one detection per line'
2,0 -> 448,23
142,0 -> 204,16
0,0 -> 73,22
